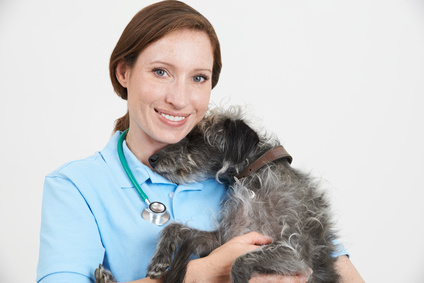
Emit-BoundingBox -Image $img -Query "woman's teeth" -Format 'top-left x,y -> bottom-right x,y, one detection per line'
160,112 -> 186,122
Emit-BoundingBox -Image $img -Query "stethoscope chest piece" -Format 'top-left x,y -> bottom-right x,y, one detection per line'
142,201 -> 170,226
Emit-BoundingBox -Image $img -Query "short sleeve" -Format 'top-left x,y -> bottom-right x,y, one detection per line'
37,175 -> 105,282
332,238 -> 350,258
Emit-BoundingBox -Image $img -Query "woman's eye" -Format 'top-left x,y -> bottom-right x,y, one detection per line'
193,75 -> 207,83
153,68 -> 166,77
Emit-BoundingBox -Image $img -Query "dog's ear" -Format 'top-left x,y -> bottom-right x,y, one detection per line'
223,119 -> 260,163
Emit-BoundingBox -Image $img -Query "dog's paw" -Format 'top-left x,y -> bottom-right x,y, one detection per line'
146,262 -> 169,279
95,264 -> 117,283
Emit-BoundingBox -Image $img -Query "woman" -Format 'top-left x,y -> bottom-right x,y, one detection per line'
37,1 -> 363,282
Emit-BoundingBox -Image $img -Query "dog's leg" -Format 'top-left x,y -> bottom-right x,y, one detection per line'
146,223 -> 220,282
230,244 -> 312,283
94,264 -> 116,283
164,229 -> 220,283
146,223 -> 188,279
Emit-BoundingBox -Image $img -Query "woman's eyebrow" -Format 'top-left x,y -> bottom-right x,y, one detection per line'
193,68 -> 212,74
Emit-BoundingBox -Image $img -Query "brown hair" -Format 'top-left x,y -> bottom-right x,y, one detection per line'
110,0 -> 222,132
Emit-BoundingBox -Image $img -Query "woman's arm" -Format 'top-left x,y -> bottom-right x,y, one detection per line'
184,231 -> 273,282
125,235 -> 364,283
121,232 -> 270,283
184,232 -> 309,283
185,234 -> 365,283
335,255 -> 365,283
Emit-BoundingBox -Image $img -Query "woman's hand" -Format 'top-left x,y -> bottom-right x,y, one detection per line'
184,231 -> 309,283
185,231 -> 271,282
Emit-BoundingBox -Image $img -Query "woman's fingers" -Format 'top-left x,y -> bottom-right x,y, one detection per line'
236,231 -> 274,246
232,232 -> 311,283
194,231 -> 273,280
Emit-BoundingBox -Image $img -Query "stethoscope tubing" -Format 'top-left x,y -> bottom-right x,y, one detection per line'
117,129 -> 150,205
117,129 -> 170,225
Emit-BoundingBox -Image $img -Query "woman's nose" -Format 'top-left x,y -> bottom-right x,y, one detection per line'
165,80 -> 190,109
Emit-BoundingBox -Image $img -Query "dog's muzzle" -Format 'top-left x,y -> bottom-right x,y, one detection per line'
149,154 -> 160,168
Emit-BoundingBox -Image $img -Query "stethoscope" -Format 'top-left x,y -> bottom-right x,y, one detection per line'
117,129 -> 171,226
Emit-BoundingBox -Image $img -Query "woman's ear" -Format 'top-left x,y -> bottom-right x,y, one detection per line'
115,60 -> 129,88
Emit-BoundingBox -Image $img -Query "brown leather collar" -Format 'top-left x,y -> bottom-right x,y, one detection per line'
236,145 -> 292,179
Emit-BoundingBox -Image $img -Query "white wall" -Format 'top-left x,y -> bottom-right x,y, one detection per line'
1,0 -> 423,282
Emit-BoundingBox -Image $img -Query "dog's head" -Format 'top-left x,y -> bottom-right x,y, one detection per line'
196,110 -> 266,182
148,106 -> 274,184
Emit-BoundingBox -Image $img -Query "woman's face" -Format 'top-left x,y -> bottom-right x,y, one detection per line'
117,29 -> 214,156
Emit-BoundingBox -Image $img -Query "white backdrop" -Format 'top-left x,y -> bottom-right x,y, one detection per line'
1,0 -> 423,282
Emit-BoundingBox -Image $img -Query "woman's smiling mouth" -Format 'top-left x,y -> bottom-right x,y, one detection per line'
156,110 -> 188,122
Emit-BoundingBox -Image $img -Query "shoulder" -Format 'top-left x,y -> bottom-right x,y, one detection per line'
42,148 -> 121,206
46,132 -> 121,181
46,152 -> 106,180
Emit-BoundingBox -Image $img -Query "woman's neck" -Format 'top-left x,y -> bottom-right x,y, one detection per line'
125,129 -> 167,169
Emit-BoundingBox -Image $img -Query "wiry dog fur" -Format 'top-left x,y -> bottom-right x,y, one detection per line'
95,106 -> 340,283
146,106 -> 340,283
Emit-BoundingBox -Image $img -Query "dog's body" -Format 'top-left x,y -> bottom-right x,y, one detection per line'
146,107 -> 340,283
95,106 -> 340,283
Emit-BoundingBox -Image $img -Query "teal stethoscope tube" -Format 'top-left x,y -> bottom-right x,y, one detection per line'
117,129 -> 170,225
117,129 -> 150,204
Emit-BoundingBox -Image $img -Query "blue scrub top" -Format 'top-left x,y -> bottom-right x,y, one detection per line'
37,132 -> 227,283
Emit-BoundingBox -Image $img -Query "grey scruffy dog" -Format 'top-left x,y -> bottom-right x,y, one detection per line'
95,106 -> 340,283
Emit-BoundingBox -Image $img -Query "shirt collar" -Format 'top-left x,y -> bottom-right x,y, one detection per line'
99,131 -> 176,188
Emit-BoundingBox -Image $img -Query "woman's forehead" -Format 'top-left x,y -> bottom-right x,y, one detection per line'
138,29 -> 214,71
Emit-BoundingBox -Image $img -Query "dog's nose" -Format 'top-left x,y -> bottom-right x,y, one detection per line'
149,154 -> 160,168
